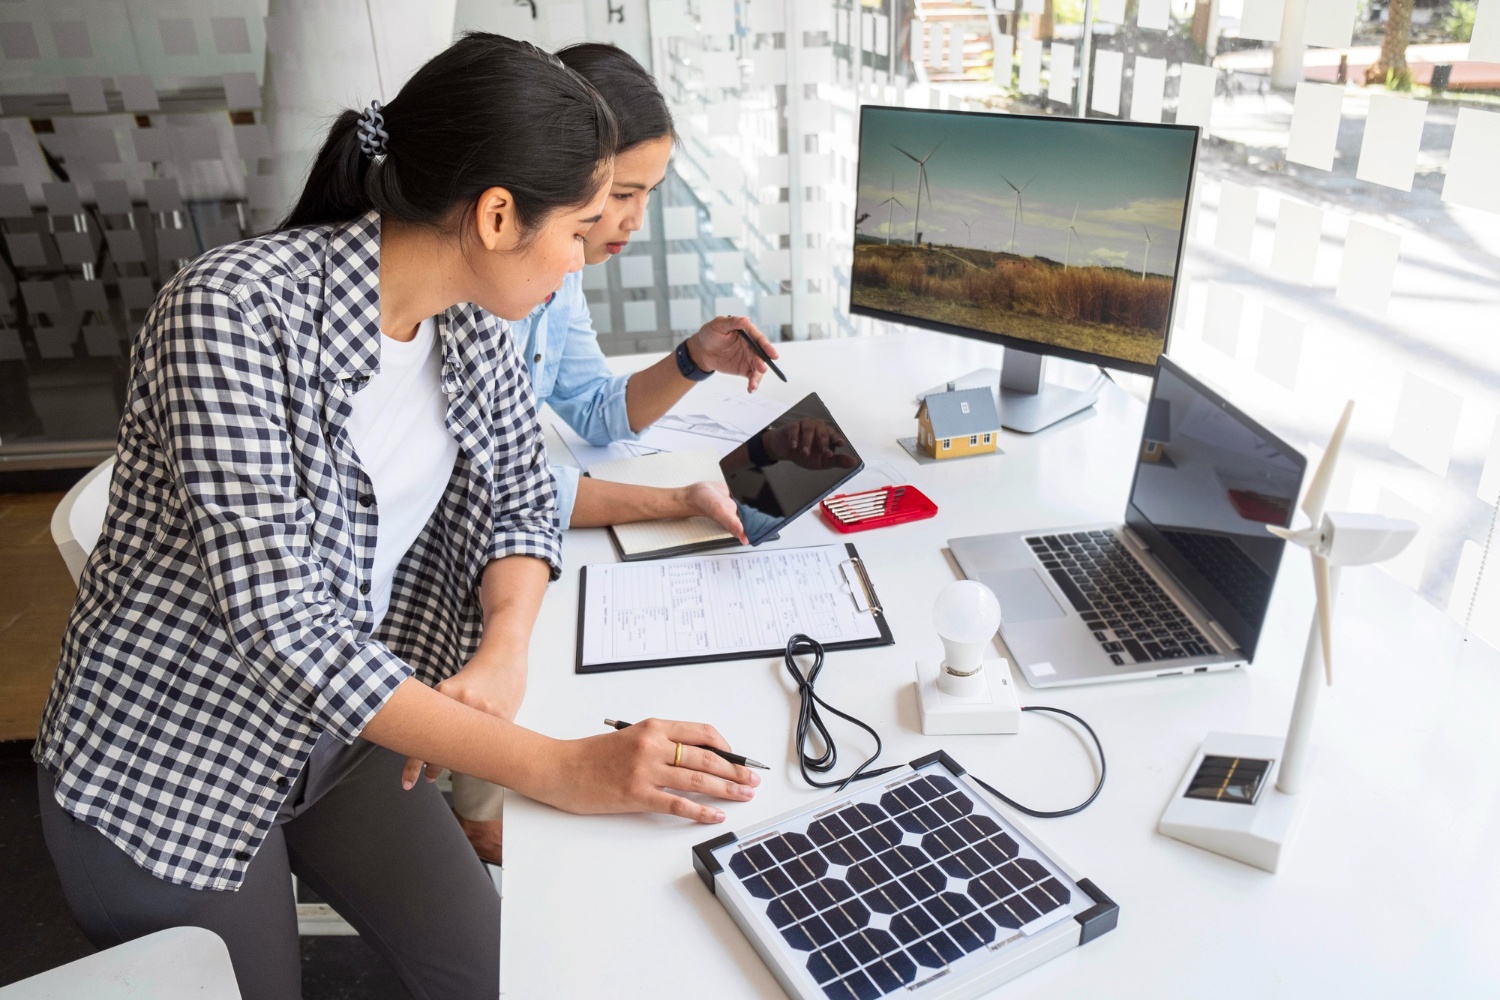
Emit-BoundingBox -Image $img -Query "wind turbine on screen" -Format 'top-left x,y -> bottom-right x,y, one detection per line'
1139,224 -> 1156,279
1000,173 -> 1033,255
874,172 -> 906,246
1159,401 -> 1418,873
1064,203 -> 1081,270
892,141 -> 941,246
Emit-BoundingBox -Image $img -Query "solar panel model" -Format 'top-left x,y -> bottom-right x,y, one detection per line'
693,752 -> 1118,1000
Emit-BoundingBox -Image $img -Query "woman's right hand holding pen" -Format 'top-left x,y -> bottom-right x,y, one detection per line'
547,717 -> 758,824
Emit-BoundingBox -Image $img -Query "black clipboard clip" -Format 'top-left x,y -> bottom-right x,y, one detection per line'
840,556 -> 883,617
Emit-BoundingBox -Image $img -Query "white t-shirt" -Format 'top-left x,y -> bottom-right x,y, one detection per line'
345,316 -> 459,624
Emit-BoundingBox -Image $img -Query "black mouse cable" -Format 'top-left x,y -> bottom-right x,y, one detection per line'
782,633 -> 1107,819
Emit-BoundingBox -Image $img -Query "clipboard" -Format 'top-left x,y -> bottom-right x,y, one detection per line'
575,542 -> 893,674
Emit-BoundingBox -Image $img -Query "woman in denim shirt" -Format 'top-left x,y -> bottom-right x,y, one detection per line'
512,43 -> 778,538
449,43 -> 780,863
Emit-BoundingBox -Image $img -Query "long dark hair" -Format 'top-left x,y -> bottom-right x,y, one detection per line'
279,33 -> 618,239
556,43 -> 675,153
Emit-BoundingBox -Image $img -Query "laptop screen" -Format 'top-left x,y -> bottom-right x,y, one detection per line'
1124,358 -> 1306,661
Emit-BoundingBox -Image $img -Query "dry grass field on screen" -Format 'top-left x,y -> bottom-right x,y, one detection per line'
852,242 -> 1170,367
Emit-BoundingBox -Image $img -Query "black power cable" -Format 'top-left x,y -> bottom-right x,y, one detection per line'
782,633 -> 1106,818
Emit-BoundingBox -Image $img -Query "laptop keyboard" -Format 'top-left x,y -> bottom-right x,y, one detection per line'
1025,530 -> 1213,666
1158,529 -> 1273,626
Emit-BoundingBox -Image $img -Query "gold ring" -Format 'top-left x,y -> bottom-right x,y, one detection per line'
673,742 -> 683,767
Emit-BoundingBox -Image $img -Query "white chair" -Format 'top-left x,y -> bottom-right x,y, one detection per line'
49,458 -> 356,936
0,926 -> 240,999
50,458 -> 114,586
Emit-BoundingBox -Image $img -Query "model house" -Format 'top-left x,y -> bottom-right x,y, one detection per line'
915,386 -> 1001,459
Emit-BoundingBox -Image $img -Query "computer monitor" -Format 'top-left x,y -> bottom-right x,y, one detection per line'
850,105 -> 1199,432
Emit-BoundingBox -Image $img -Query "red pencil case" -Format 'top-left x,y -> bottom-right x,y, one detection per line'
819,485 -> 938,533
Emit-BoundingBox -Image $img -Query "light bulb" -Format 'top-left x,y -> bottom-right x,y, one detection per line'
933,581 -> 1001,679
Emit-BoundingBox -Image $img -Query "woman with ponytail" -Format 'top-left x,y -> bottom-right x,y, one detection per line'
33,34 -> 757,1000
446,41 -> 780,867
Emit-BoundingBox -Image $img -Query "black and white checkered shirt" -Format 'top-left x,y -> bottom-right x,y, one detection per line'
34,211 -> 561,890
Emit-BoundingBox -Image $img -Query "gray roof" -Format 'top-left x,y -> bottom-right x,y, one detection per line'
919,387 -> 1000,437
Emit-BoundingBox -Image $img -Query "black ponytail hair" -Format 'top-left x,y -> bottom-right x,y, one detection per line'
556,43 -> 675,153
278,33 -> 619,238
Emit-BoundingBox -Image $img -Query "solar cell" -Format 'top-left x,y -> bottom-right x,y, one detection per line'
697,754 -> 1116,1000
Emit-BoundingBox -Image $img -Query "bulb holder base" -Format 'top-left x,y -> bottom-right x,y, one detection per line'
915,657 -> 1021,736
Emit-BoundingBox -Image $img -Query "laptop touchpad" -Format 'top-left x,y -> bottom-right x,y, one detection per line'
978,568 -> 1066,622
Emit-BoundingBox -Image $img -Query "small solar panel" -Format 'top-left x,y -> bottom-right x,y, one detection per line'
695,752 -> 1117,1000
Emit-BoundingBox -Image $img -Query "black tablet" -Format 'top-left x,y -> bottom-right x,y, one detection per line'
720,392 -> 865,545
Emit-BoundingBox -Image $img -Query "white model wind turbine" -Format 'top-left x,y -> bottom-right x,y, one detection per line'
1000,173 -> 1033,255
875,175 -> 906,246
892,141 -> 941,246
1139,224 -> 1156,279
1064,203 -> 1080,270
1159,400 -> 1418,872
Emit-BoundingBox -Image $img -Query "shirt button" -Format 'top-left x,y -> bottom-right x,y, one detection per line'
533,353 -> 542,363
360,582 -> 371,595
358,494 -> 374,507
275,775 -> 287,787
234,850 -> 251,862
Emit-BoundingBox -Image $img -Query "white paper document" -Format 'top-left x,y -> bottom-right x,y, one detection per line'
579,544 -> 885,668
1336,220 -> 1401,316
1303,0 -> 1358,48
1239,0 -> 1287,40
1442,108 -> 1500,215
1019,39 -> 1043,95
1137,0 -> 1170,30
1470,0 -> 1500,63
1269,198 -> 1323,283
1048,42 -> 1076,105
1287,82 -> 1344,170
1357,94 -> 1426,192
1091,48 -> 1124,116
1214,180 -> 1259,259
1129,56 -> 1166,123
1177,63 -> 1217,129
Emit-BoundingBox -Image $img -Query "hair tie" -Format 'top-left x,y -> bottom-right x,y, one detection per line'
357,100 -> 389,160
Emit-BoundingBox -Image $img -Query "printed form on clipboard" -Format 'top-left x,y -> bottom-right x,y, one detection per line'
576,543 -> 893,673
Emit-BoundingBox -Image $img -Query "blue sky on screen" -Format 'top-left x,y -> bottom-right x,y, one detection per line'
855,107 -> 1196,276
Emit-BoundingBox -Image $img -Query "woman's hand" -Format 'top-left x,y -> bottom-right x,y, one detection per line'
544,718 -> 759,823
402,649 -> 526,789
686,315 -> 778,392
677,481 -> 747,544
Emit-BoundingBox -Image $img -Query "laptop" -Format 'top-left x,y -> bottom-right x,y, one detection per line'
948,356 -> 1306,688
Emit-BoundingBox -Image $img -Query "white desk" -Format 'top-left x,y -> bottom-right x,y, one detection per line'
502,332 -> 1500,999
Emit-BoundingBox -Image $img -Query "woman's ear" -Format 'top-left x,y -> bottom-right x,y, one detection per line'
473,187 -> 518,252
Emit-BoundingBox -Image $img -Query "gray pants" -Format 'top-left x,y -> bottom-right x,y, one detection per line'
37,744 -> 499,1000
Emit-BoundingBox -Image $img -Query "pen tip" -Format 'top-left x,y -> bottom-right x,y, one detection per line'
603,719 -> 617,727
746,759 -> 770,769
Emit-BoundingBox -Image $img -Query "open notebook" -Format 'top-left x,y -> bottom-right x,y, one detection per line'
586,448 -> 738,560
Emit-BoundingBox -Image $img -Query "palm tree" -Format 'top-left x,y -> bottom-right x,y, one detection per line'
1365,0 -> 1415,88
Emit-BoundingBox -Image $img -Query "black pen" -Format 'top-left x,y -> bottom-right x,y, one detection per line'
734,327 -> 787,383
603,719 -> 769,769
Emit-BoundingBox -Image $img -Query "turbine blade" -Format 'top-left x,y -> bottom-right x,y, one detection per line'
1020,174 -> 1037,192
892,144 -> 922,163
1312,554 -> 1334,684
999,173 -> 1020,193
1070,202 -> 1079,225
1266,525 -> 1295,540
1303,401 -> 1355,522
922,139 -> 945,162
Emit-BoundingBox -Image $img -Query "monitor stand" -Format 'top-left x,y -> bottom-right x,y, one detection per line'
919,351 -> 1100,434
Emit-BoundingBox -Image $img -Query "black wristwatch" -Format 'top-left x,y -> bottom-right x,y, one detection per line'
674,339 -> 714,382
